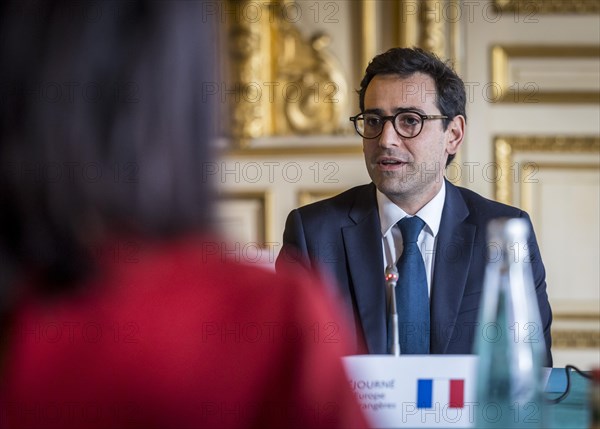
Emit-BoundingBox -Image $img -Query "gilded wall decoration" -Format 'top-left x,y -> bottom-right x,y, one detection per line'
494,136 -> 600,334
552,329 -> 600,349
494,136 -> 600,204
494,0 -> 600,14
394,0 -> 461,68
226,0 -> 348,149
272,26 -> 348,136
216,191 -> 274,245
420,0 -> 447,57
225,1 -> 273,143
491,45 -> 600,103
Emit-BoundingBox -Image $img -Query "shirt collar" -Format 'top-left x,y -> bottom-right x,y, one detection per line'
376,180 -> 446,237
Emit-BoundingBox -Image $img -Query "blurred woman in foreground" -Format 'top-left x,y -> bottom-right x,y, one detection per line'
0,1 -> 367,428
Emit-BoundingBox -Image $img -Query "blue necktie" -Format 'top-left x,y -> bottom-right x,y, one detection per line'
395,216 -> 430,354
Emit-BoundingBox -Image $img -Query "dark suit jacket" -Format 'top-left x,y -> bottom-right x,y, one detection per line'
276,181 -> 553,365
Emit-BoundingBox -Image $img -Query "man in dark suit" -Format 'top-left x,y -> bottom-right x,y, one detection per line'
276,47 -> 552,365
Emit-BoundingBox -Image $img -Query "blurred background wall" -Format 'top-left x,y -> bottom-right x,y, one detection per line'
207,0 -> 599,368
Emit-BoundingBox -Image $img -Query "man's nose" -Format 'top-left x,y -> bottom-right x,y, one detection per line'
378,120 -> 403,149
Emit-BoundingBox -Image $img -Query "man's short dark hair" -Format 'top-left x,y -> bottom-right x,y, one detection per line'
358,47 -> 466,165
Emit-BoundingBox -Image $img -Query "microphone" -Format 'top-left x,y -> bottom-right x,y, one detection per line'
385,265 -> 400,356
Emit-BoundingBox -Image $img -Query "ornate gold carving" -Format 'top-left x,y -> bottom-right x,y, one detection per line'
552,329 -> 600,349
420,0 -> 446,57
394,1 -> 460,69
494,0 -> 600,14
494,136 -> 600,204
495,136 -> 600,154
226,0 -> 348,148
273,26 -> 348,135
227,1 -> 273,146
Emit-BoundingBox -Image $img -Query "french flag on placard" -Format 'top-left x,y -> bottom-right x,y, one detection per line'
417,379 -> 464,408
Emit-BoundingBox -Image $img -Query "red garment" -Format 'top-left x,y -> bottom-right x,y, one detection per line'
2,238 -> 368,429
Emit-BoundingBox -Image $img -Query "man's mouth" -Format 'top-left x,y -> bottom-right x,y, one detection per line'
376,157 -> 409,169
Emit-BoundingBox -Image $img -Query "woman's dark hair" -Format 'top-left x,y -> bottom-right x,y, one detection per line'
358,47 -> 466,165
0,1 -> 216,303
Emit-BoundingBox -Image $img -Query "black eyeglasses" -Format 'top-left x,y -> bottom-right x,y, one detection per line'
349,110 -> 448,139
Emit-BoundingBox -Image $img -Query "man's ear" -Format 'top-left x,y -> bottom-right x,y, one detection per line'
445,115 -> 465,155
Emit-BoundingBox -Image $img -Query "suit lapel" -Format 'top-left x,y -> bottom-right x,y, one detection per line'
430,181 -> 476,353
341,184 -> 387,354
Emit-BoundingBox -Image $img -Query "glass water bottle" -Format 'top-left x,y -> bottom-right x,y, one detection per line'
474,218 -> 547,428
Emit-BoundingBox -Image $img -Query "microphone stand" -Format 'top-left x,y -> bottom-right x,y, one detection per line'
385,265 -> 401,356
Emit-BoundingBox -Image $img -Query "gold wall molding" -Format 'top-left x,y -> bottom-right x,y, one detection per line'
494,0 -> 600,14
420,0 -> 446,58
298,189 -> 342,206
397,0 -> 419,50
393,0 -> 460,65
491,45 -> 600,103
554,313 -> 600,321
359,1 -> 377,73
552,329 -> 600,349
519,162 -> 599,213
227,0 -> 348,149
218,190 -> 274,244
227,1 -> 270,143
494,136 -> 600,204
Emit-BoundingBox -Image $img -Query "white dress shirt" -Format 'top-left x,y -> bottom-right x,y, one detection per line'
376,181 -> 446,296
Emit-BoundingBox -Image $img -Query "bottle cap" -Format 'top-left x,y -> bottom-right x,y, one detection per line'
503,218 -> 530,242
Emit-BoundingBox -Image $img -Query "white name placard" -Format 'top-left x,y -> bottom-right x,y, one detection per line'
342,355 -> 478,428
